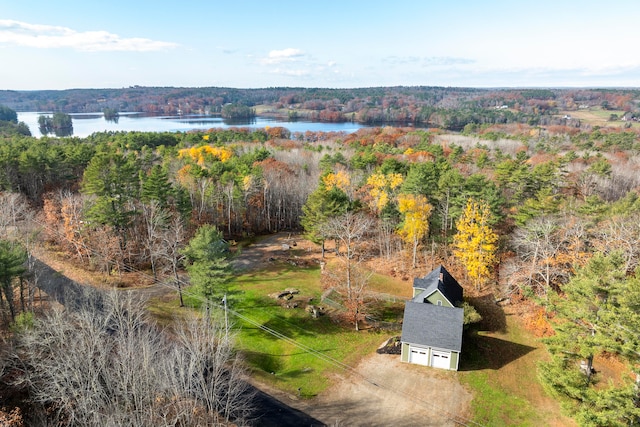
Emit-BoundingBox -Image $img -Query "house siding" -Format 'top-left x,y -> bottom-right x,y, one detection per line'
425,291 -> 453,308
401,342 -> 410,362
450,351 -> 459,370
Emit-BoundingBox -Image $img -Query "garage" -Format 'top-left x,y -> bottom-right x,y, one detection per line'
430,350 -> 451,370
400,271 -> 465,371
409,347 -> 430,366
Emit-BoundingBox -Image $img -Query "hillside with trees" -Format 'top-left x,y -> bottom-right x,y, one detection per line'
0,97 -> 639,425
2,86 -> 639,131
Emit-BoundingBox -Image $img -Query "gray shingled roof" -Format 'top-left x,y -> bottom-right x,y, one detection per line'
401,302 -> 464,352
412,265 -> 463,305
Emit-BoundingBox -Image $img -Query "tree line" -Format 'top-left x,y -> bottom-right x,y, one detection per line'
2,86 -> 639,130
0,106 -> 30,137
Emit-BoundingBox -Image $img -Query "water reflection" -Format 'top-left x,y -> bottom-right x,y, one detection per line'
73,114 -> 103,120
222,117 -> 257,126
53,128 -> 74,137
17,111 -> 368,138
37,113 -> 74,137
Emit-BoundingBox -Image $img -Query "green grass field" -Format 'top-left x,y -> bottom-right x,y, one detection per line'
231,264 -> 387,396
179,262 -> 389,396
458,315 -> 572,426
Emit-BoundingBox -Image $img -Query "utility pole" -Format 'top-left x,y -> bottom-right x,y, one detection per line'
222,293 -> 228,339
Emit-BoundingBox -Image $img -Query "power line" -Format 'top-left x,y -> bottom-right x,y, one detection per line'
23,216 -> 482,427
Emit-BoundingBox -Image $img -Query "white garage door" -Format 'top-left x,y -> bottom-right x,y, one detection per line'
431,350 -> 451,370
409,347 -> 429,366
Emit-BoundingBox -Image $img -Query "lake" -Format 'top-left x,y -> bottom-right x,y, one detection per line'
17,112 -> 368,138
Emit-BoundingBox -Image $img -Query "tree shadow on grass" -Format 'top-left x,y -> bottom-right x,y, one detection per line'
459,330 -> 536,371
244,351 -> 285,373
234,294 -> 277,310
243,350 -> 329,377
276,367 -> 316,381
459,290 -> 536,370
238,312 -> 341,349
263,314 -> 324,338
234,274 -> 291,284
466,293 -> 507,333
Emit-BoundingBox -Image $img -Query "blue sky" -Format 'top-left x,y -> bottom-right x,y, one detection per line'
1,0 -> 639,90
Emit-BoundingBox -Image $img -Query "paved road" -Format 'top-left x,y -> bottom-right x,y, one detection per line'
252,388 -> 323,426
30,257 -> 104,311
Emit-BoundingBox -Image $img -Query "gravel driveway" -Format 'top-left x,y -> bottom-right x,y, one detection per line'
253,353 -> 472,427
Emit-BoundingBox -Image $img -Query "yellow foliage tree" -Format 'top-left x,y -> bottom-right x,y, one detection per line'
366,172 -> 403,212
453,199 -> 498,290
322,171 -> 350,192
178,145 -> 233,166
242,175 -> 253,193
397,193 -> 432,268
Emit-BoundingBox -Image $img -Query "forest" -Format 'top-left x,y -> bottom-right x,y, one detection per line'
0,94 -> 640,425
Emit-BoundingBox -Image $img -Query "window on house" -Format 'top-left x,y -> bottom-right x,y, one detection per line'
437,300 -> 442,306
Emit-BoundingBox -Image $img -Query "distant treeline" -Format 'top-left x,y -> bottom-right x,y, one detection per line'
1,86 -> 640,131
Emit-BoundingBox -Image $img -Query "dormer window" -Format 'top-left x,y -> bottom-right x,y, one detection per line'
437,300 -> 442,306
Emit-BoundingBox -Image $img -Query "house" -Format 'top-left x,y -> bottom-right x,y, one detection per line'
400,265 -> 464,370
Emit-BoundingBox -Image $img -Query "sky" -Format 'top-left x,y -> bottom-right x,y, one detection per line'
1,0 -> 639,90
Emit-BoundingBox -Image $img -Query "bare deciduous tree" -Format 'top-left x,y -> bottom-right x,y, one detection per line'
161,214 -> 188,306
512,216 -> 563,297
593,213 -> 640,273
0,192 -> 32,240
59,191 -> 91,262
511,215 -> 586,297
12,291 -> 253,426
320,211 -> 374,331
140,200 -> 169,280
375,216 -> 402,260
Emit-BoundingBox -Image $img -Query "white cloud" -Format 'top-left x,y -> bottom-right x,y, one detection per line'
383,55 -> 475,67
0,19 -> 178,52
260,48 -> 305,65
269,68 -> 310,77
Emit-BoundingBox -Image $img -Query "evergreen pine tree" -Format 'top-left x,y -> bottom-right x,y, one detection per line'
181,225 -> 232,302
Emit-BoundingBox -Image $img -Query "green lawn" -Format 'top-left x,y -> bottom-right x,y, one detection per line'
461,370 -> 536,426
458,315 -> 572,426
182,262 -> 389,397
